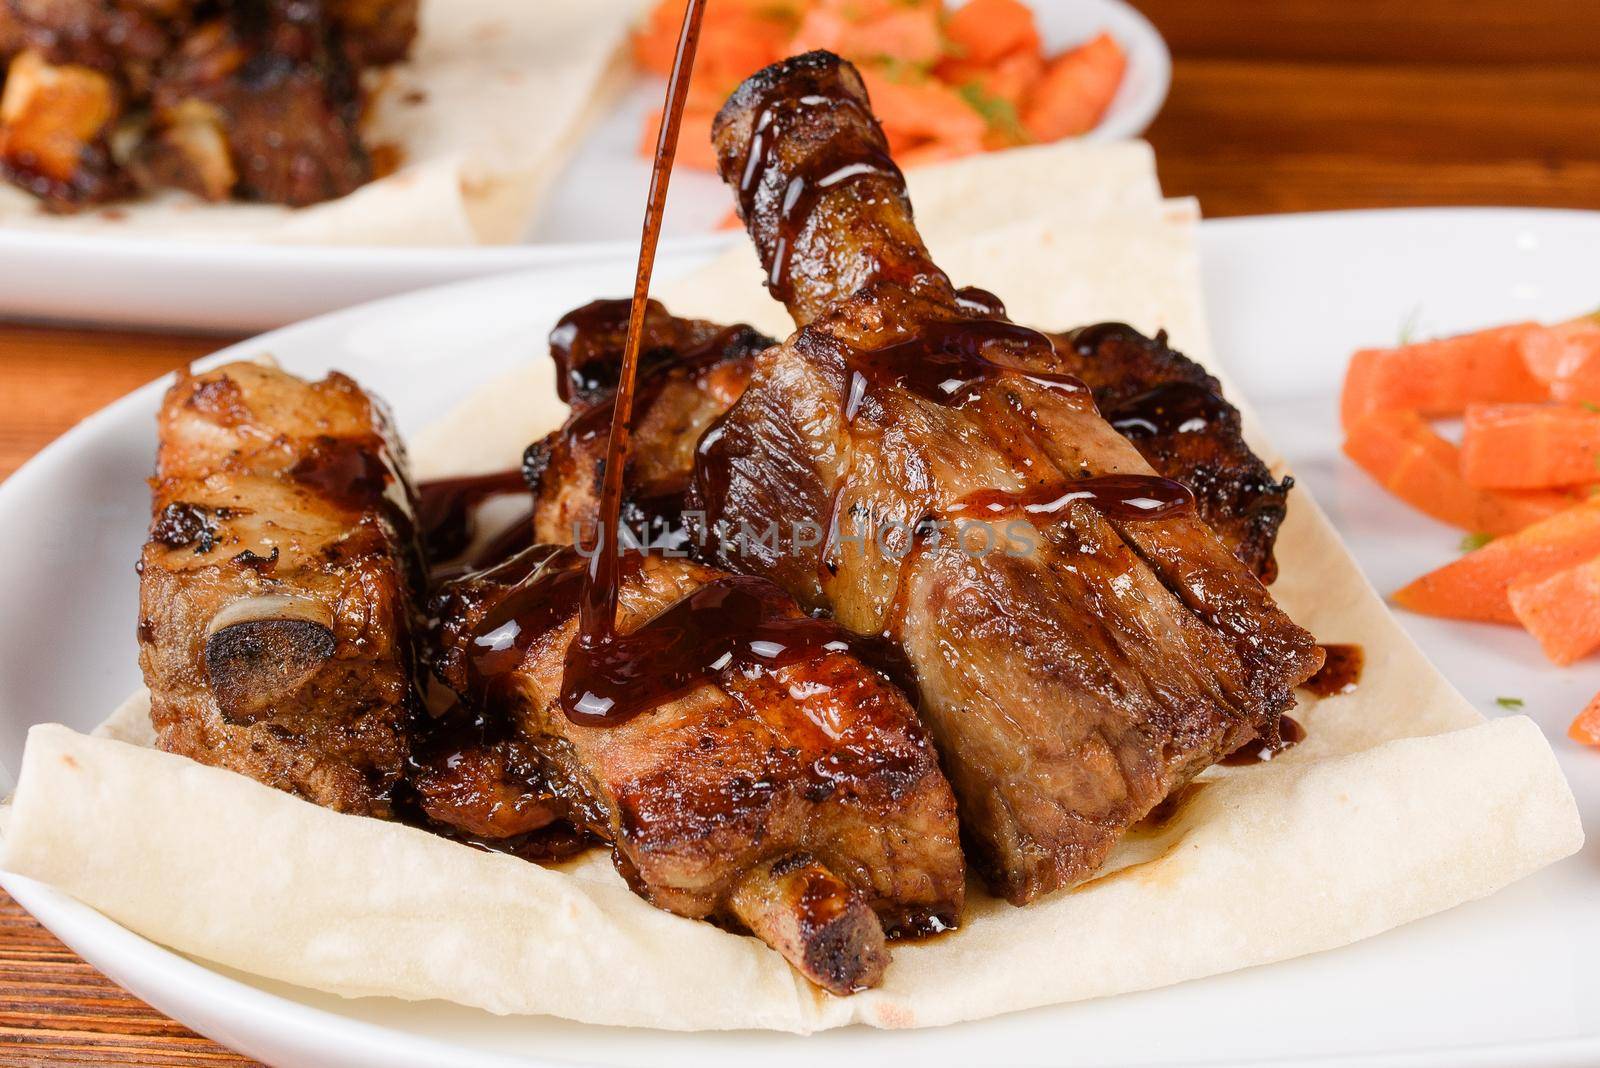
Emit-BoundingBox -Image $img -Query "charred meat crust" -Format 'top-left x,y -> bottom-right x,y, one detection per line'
1051,323 -> 1292,581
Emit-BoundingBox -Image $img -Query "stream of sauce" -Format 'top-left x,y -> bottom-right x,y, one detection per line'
551,0 -> 863,727
466,18 -> 1202,730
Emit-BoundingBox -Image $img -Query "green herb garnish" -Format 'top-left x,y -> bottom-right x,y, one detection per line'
957,81 -> 1027,143
1459,531 -> 1494,552
1495,696 -> 1525,710
1398,306 -> 1423,345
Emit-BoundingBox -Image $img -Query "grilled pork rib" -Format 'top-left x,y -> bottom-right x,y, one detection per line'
1048,324 -> 1292,581
138,361 -> 420,816
523,302 -> 1289,578
521,300 -> 770,552
134,0 -> 372,206
429,547 -> 965,994
694,51 -> 1322,903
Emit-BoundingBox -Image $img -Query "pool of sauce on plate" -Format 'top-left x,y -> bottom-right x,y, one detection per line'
1302,643 -> 1364,698
1220,715 -> 1307,766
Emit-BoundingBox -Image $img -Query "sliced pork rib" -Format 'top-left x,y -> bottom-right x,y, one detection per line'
693,51 -> 1322,903
429,546 -> 965,994
138,361 -> 420,817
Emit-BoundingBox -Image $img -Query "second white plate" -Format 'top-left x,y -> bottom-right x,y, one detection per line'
0,0 -> 1168,332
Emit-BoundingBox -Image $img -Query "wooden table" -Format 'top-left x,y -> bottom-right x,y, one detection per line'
1,2 -> 1596,1063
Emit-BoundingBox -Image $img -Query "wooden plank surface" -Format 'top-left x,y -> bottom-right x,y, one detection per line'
1,3 -> 1598,1064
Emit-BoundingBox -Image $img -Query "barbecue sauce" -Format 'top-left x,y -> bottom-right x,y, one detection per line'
416,468 -> 528,562
549,298 -> 635,403
1220,715 -> 1306,766
548,0 -> 856,728
1302,643 -> 1364,697
1108,381 -> 1230,440
953,475 -> 1196,523
561,575 -> 853,725
550,299 -> 759,406
289,434 -> 394,509
841,319 -> 1092,419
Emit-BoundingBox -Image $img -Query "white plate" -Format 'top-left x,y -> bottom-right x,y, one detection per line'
3,209 -> 1598,1068
0,0 -> 1168,332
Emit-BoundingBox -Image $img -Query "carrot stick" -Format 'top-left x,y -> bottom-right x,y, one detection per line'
1460,403 -> 1600,489
1393,498 -> 1600,623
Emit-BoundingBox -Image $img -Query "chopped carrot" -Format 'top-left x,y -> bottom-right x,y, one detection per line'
1460,403 -> 1600,489
893,134 -> 985,169
1521,316 -> 1600,404
634,0 -> 1128,169
1508,555 -> 1600,665
636,2 -> 793,79
1571,692 -> 1600,747
1020,32 -> 1126,141
941,47 -> 1046,117
946,0 -> 1040,65
1392,498 -> 1600,623
860,65 -> 988,146
1340,323 -> 1550,431
1342,411 -> 1575,538
790,5 -> 944,67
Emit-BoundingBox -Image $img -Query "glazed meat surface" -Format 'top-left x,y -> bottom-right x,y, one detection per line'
695,51 -> 1322,903
522,299 -> 771,551
528,301 -> 1290,579
1048,323 -> 1292,581
138,361 -> 420,816
429,546 -> 966,994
